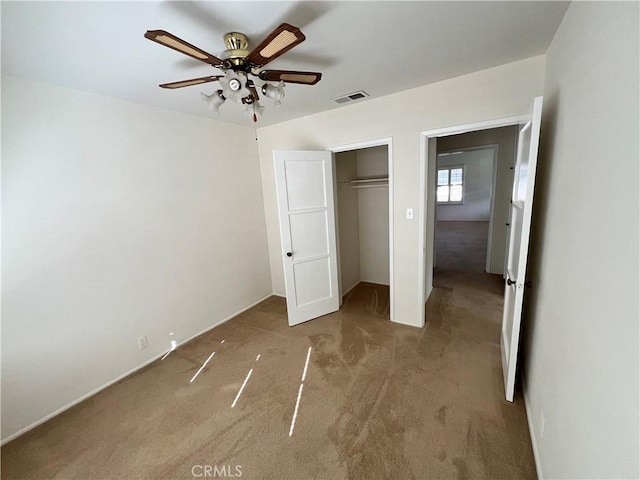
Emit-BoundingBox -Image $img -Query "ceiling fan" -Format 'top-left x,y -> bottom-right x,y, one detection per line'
144,23 -> 322,122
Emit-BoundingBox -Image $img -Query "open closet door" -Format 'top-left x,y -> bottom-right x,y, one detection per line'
274,150 -> 340,326
501,96 -> 543,402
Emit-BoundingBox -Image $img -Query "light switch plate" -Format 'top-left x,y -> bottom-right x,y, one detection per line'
406,208 -> 414,220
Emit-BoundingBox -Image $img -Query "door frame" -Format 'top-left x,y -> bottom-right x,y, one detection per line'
329,137 -> 394,322
418,116 -> 528,326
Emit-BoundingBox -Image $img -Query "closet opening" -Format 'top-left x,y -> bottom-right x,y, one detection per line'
333,142 -> 392,321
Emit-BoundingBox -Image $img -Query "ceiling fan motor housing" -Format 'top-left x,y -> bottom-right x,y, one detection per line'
222,32 -> 251,67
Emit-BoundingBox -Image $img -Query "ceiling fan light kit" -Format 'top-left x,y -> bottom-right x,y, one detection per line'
219,70 -> 250,103
262,81 -> 285,106
201,91 -> 225,114
144,23 -> 322,123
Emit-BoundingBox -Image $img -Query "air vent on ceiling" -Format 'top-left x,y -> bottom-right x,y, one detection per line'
333,90 -> 369,104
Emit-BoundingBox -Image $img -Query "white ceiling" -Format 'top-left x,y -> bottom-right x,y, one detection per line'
1,1 -> 569,127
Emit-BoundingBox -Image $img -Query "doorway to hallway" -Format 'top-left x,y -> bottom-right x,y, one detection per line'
419,96 -> 544,402
434,144 -> 499,278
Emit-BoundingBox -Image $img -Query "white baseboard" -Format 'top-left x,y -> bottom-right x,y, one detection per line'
390,316 -> 422,328
342,281 -> 361,296
521,376 -> 543,480
1,293 -> 274,445
360,279 -> 390,286
437,219 -> 490,222
276,282 -> 389,300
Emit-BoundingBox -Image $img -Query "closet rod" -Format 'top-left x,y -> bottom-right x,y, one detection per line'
350,177 -> 389,184
350,183 -> 388,189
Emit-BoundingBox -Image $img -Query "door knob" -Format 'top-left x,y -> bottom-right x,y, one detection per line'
507,278 -> 516,286
286,252 -> 293,257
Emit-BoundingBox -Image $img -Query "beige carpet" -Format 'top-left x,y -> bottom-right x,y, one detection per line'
2,221 -> 536,479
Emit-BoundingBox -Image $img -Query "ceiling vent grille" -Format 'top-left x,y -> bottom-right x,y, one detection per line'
333,90 -> 369,104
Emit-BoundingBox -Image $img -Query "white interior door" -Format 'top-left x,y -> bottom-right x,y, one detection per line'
501,96 -> 543,402
274,150 -> 340,326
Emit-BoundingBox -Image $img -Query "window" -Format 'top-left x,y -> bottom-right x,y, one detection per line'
437,166 -> 464,204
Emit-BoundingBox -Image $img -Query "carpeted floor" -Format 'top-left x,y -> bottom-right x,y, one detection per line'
2,221 -> 536,480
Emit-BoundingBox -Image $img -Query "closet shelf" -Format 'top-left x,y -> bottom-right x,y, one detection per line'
348,176 -> 389,189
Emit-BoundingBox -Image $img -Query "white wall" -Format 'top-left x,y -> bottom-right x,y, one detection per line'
1,76 -> 272,441
522,3 -> 639,478
436,149 -> 494,222
257,56 -> 545,326
335,151 -> 361,293
437,126 -> 517,274
356,146 -> 389,285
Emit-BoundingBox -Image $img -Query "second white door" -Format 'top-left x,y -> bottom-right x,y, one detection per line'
501,96 -> 543,401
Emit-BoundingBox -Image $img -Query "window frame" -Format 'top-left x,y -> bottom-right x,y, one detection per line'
436,164 -> 465,205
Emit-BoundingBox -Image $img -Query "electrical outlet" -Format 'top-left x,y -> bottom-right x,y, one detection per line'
138,335 -> 149,351
539,411 -> 545,438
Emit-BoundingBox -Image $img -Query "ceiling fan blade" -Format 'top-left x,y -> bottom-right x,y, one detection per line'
145,30 -> 224,67
258,70 -> 322,85
245,23 -> 305,67
159,76 -> 222,89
